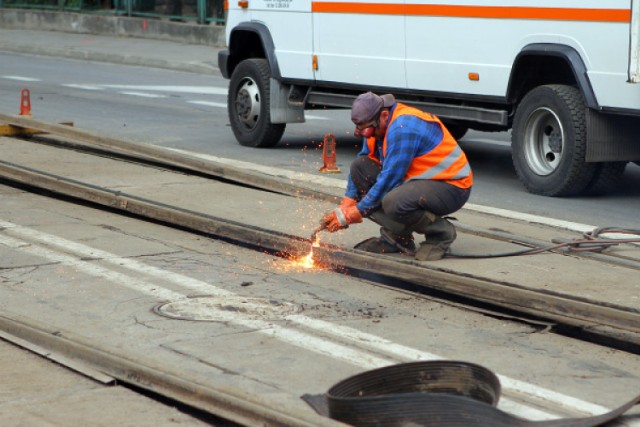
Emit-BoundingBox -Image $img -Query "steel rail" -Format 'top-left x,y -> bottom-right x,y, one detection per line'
0,312 -> 343,427
2,114 -> 637,269
0,159 -> 639,347
1,116 -> 640,341
0,114 -> 339,203
2,125 -> 640,423
3,118 -> 640,425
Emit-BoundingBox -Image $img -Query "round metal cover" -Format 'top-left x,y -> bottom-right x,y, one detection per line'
154,296 -> 302,322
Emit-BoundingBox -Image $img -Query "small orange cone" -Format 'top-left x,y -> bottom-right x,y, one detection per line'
319,133 -> 340,173
19,88 -> 32,117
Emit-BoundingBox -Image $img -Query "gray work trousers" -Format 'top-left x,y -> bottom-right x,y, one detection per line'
349,156 -> 471,226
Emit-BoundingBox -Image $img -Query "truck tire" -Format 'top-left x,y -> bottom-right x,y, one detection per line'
228,58 -> 285,148
511,84 -> 596,196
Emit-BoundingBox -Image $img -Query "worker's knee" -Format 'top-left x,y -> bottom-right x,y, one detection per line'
381,194 -> 411,222
381,186 -> 429,225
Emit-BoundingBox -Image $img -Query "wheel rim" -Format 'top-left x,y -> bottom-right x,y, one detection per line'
234,77 -> 261,131
523,107 -> 564,176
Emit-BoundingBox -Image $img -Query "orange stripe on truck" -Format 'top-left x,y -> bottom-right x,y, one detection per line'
311,2 -> 631,22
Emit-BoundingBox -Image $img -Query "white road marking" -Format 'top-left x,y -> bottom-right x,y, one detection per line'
0,219 -> 623,421
59,84 -> 227,96
464,203 -> 595,233
100,85 -> 227,95
463,137 -> 511,147
188,100 -> 227,108
1,76 -> 41,82
119,91 -> 166,98
186,101 -> 329,120
465,203 -> 638,242
303,114 -> 330,120
63,84 -> 105,91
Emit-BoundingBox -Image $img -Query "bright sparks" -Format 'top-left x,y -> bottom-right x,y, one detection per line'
272,236 -> 322,271
297,236 -> 320,269
299,247 -> 316,269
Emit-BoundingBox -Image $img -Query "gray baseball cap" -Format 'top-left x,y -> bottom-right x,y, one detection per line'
351,92 -> 396,124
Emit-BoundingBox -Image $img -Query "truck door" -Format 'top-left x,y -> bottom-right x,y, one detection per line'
312,0 -> 407,87
249,0 -> 314,80
630,0 -> 640,82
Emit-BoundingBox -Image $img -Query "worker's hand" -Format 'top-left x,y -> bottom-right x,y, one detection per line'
341,205 -> 363,224
322,211 -> 347,232
322,205 -> 363,232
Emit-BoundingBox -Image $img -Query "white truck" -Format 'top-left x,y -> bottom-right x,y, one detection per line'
218,0 -> 640,196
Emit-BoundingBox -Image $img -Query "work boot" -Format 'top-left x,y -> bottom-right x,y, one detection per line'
354,227 -> 416,254
411,212 -> 457,261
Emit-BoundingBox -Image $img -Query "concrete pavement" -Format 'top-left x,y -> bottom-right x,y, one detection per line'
1,125 -> 639,338
0,339 -> 213,426
2,136 -> 640,425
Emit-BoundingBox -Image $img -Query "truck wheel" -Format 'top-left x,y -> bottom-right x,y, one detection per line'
228,58 -> 285,148
512,85 -> 596,196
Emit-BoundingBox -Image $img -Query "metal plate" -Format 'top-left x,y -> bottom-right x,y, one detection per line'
153,296 -> 302,322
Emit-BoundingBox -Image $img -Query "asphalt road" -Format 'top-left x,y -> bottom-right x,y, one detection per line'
1,52 -> 639,229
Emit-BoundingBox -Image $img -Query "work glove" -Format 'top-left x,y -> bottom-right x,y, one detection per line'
322,204 -> 363,233
339,196 -> 357,209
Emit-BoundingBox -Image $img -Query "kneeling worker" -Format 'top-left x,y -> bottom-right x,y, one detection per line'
320,92 -> 473,260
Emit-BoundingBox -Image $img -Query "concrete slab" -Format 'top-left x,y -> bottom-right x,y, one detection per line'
1,186 -> 640,423
3,137 -> 638,326
2,136 -> 640,424
0,340 -> 212,427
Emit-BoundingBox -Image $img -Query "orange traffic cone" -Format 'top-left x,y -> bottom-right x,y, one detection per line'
19,88 -> 32,117
319,133 -> 340,173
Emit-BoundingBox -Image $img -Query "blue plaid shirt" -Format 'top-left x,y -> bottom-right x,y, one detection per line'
345,105 -> 444,216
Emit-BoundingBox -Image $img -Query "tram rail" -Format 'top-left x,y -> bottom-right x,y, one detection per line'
1,113 -> 640,348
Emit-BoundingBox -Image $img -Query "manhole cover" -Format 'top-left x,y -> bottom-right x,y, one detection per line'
153,296 -> 302,322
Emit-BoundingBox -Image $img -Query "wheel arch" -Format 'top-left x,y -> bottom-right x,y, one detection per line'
225,22 -> 281,80
507,44 -> 598,111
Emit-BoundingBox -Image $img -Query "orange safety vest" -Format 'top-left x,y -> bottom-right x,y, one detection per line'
364,103 -> 473,189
